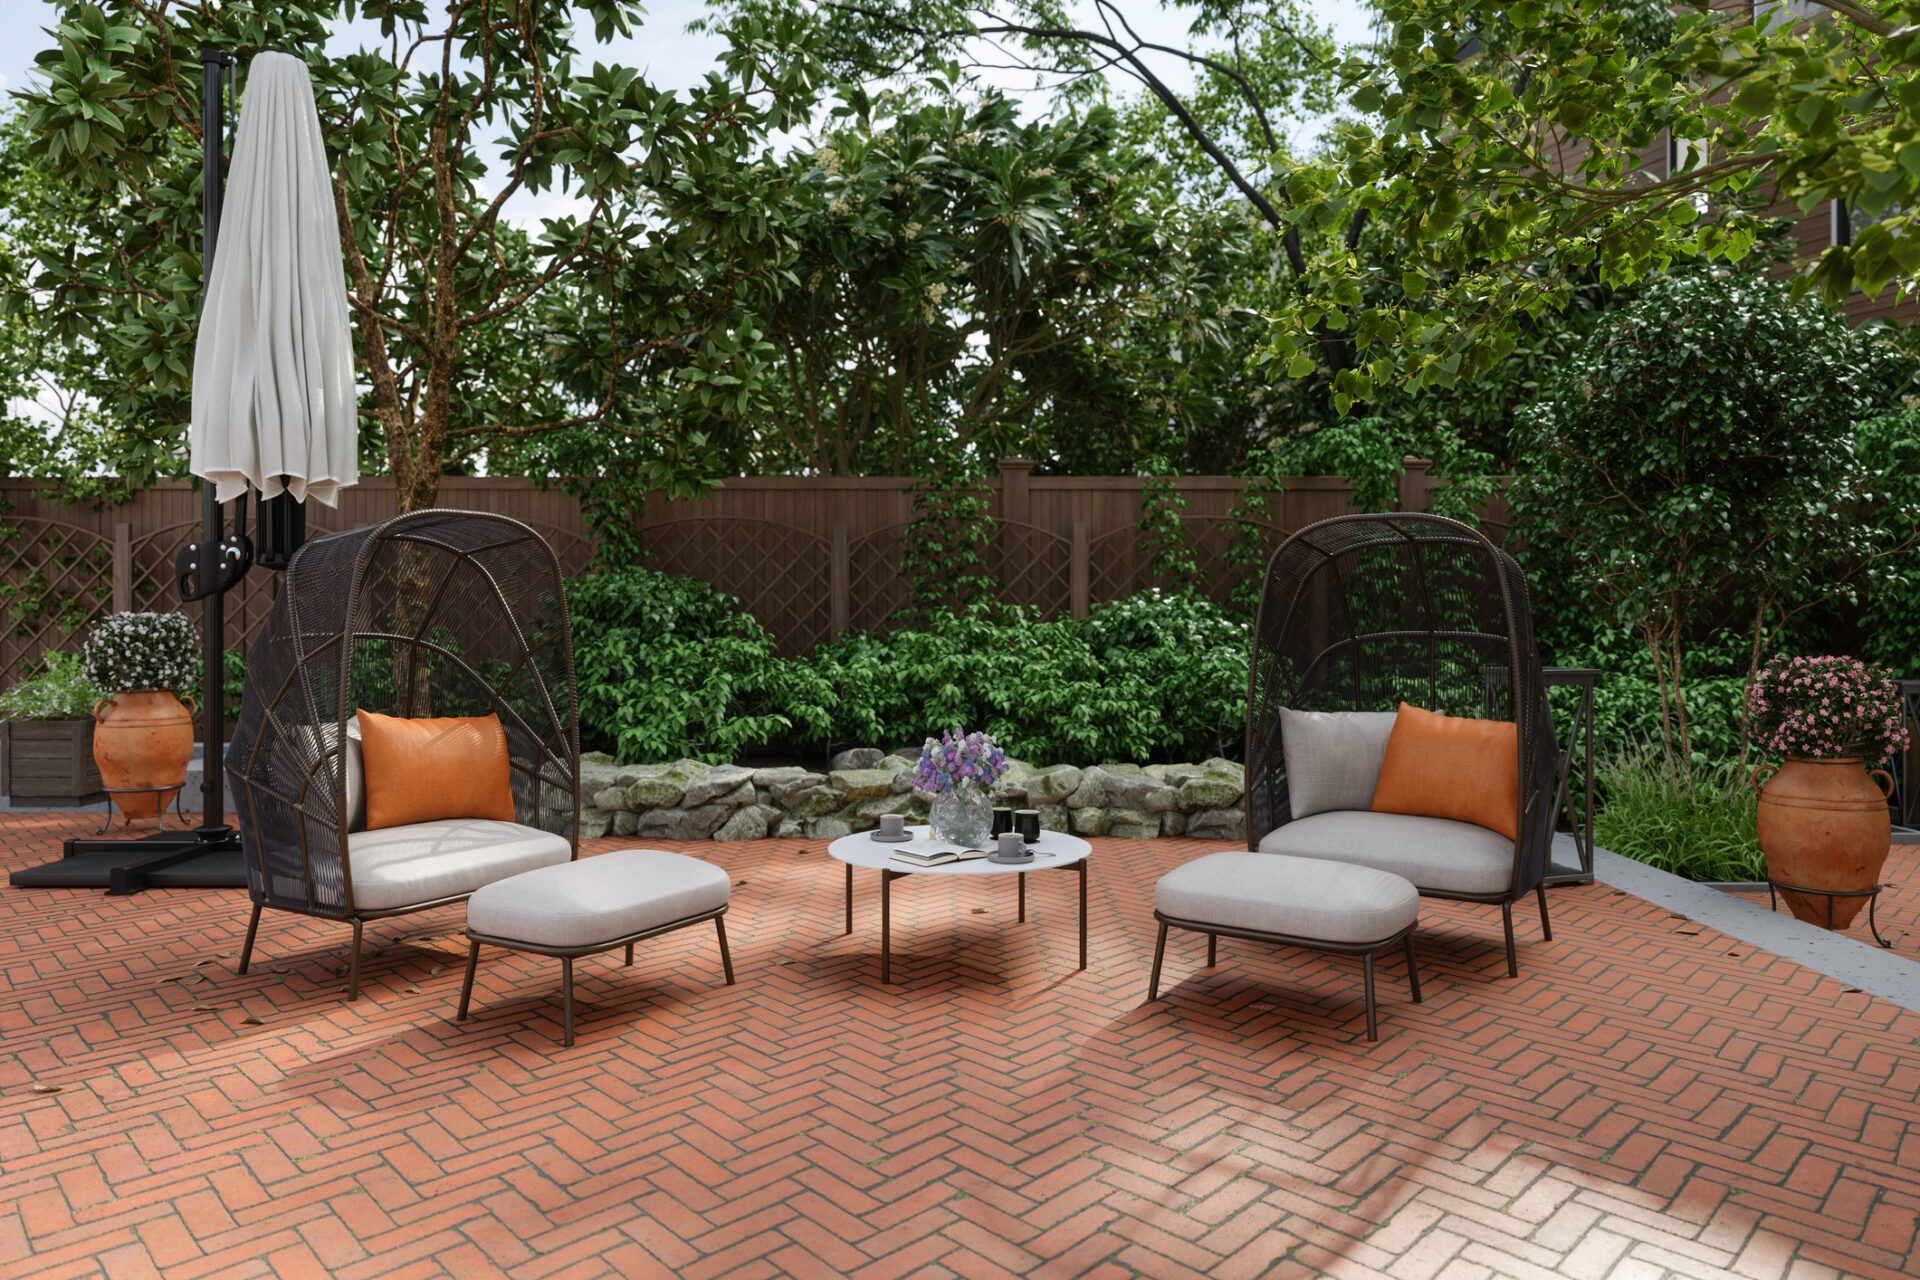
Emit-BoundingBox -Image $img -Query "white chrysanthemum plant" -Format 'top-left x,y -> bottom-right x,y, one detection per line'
81,612 -> 201,698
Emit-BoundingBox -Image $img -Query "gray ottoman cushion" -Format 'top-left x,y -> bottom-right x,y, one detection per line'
1156,851 -> 1417,944
1279,708 -> 1398,817
468,848 -> 731,949
1256,811 -> 1513,895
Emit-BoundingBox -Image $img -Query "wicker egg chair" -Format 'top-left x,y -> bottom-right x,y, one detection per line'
226,510 -> 581,998
1244,513 -> 1558,976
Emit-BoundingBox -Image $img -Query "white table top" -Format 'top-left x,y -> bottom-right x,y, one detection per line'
828,825 -> 1091,875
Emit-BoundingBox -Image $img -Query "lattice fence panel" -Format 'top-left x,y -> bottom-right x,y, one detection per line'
1183,516 -> 1287,609
0,518 -> 115,687
642,518 -> 831,654
991,521 -> 1072,618
847,523 -> 911,635
1089,526 -> 1155,603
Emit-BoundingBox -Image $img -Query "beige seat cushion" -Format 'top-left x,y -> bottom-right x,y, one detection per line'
1256,810 -> 1514,896
1156,851 -> 1417,944
467,849 -> 731,949
347,819 -> 571,911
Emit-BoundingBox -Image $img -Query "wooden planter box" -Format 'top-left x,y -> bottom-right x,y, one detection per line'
1,718 -> 106,807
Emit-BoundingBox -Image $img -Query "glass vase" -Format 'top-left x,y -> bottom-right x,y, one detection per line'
929,785 -> 993,847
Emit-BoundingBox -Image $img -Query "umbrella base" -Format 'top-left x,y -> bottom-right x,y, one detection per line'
11,828 -> 245,895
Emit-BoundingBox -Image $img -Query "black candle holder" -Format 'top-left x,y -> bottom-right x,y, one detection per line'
1015,809 -> 1041,843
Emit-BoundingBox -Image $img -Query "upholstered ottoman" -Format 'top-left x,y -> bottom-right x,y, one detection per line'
1150,852 -> 1422,1040
457,849 -> 734,1046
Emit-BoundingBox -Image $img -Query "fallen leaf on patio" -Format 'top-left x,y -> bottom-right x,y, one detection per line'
1843,987 -> 1862,994
239,1015 -> 264,1026
193,959 -> 214,967
970,908 -> 987,915
1675,929 -> 1701,937
429,966 -> 445,977
1727,952 -> 1741,957
191,1004 -> 220,1012
216,950 -> 237,957
30,1084 -> 61,1094
404,986 -> 422,995
735,880 -> 749,888
270,966 -> 289,974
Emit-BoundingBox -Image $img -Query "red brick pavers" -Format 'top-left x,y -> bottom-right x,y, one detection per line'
4,811 -> 1919,1279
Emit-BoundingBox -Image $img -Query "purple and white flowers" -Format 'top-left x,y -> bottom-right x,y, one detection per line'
1746,654 -> 1911,763
914,727 -> 1009,795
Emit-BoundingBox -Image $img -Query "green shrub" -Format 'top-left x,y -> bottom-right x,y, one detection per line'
0,650 -> 101,720
1548,625 -> 1751,768
1593,744 -> 1764,882
804,590 -> 1248,765
567,565 -> 833,763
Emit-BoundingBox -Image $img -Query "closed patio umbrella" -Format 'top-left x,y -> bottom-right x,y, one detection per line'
189,51 -> 356,506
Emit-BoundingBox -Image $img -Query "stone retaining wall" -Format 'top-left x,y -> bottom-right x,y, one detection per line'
557,748 -> 1247,843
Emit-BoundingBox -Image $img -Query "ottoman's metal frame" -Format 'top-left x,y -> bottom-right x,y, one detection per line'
1148,912 -> 1422,1042
458,905 -> 734,1047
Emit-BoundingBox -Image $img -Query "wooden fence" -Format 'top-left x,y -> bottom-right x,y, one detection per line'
0,461 -> 1499,682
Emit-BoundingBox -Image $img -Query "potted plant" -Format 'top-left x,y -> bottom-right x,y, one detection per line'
82,612 -> 200,821
914,727 -> 1009,847
1747,654 -> 1912,929
0,650 -> 106,806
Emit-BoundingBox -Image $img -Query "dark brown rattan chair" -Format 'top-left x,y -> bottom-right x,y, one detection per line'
226,510 -> 581,998
1244,513 -> 1558,976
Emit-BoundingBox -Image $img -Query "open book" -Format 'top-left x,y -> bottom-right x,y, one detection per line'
890,840 -> 992,867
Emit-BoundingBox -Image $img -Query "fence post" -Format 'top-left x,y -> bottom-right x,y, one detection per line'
1398,457 -> 1433,512
830,523 -> 849,635
1071,522 -> 1089,620
998,457 -> 1033,525
112,523 -> 132,613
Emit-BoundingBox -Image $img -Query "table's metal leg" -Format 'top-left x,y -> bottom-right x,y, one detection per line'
844,861 -> 853,935
1077,859 -> 1088,971
881,869 -> 893,983
1018,872 -> 1026,923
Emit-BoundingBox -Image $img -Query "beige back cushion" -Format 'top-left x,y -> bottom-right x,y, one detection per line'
1278,708 -> 1399,818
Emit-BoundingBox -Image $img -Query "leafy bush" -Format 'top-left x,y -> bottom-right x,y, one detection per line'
1593,744 -> 1765,882
1857,408 -> 1920,679
1548,625 -> 1751,768
567,566 -> 833,763
806,590 -> 1248,765
0,650 -> 101,720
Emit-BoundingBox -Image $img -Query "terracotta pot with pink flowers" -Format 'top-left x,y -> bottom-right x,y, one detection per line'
1746,655 -> 1910,930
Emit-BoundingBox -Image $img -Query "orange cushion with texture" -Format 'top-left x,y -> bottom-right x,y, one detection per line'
1369,702 -> 1520,841
356,710 -> 516,830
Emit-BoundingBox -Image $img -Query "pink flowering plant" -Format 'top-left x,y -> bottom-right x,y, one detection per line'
913,727 -> 1009,794
1745,654 -> 1911,763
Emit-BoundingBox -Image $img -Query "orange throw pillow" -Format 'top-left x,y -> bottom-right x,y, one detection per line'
356,710 -> 516,830
1370,703 -> 1520,840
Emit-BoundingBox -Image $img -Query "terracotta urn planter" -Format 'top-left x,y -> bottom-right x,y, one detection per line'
92,690 -> 196,820
1751,756 -> 1894,929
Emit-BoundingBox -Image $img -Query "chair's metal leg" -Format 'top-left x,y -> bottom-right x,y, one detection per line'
1501,901 -> 1517,978
625,942 -> 634,967
1363,951 -> 1379,1041
881,870 -> 893,984
1077,859 -> 1088,971
1148,920 -> 1168,1001
237,903 -> 262,975
346,919 -> 365,1001
844,862 -> 853,935
1536,884 -> 1553,941
1207,932 -> 1217,967
456,939 -> 479,1021
1018,871 -> 1026,923
1404,934 -> 1423,1004
716,915 -> 735,984
561,956 -> 575,1048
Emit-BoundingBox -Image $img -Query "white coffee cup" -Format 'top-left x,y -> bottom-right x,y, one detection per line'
996,832 -> 1027,859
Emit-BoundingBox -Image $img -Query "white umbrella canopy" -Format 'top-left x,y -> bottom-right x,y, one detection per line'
189,52 -> 356,508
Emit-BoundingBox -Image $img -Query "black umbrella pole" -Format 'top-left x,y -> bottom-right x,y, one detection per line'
197,46 -> 235,843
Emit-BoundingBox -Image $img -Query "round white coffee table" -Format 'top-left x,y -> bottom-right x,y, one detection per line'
828,826 -> 1092,982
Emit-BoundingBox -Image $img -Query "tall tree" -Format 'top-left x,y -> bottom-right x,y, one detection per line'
16,0 -> 824,509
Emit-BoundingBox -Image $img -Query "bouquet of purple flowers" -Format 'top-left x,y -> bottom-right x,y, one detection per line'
914,727 -> 1009,794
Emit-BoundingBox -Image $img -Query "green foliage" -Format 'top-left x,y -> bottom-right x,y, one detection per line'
566,565 -> 833,763
1549,627 -> 1752,770
807,590 -> 1248,765
1135,460 -> 1197,584
0,650 -> 102,720
896,447 -> 998,625
1593,744 -> 1765,883
1512,270 -> 1914,763
1856,408 -> 1920,679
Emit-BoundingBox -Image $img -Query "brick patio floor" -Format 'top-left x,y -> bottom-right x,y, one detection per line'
4,812 -> 1919,1279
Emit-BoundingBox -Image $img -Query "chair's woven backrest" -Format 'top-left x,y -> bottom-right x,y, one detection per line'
228,510 -> 580,916
1245,514 -> 1555,894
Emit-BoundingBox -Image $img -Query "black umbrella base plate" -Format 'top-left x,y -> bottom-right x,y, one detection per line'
11,831 -> 246,894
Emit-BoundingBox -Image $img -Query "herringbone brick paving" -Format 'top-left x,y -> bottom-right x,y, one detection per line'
1725,842 -> 1920,956
2,812 -> 1918,1279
